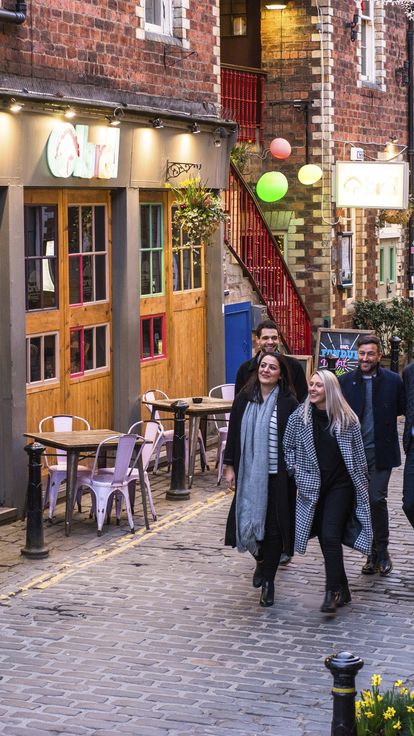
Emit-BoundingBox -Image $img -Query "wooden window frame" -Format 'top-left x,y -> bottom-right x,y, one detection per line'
70,323 -> 109,378
220,0 -> 247,38
68,204 -> 108,307
24,204 -> 59,312
26,332 -> 59,387
140,202 -> 165,297
140,313 -> 166,362
360,0 -> 375,82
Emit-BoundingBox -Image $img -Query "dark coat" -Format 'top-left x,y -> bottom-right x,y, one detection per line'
234,353 -> 308,402
403,361 -> 414,453
223,389 -> 298,553
338,366 -> 405,469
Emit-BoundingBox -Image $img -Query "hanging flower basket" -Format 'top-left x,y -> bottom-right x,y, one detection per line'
166,177 -> 228,247
379,208 -> 412,226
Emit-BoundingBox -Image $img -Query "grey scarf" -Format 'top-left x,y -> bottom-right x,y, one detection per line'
236,386 -> 279,555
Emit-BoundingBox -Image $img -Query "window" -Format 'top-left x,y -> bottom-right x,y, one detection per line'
361,0 -> 375,82
140,315 -> 166,360
24,206 -> 58,311
379,246 -> 385,284
140,203 -> 164,296
172,209 -> 203,292
220,0 -> 247,37
26,333 -> 59,385
68,205 -> 107,306
336,232 -> 353,288
145,0 -> 172,35
70,324 -> 108,377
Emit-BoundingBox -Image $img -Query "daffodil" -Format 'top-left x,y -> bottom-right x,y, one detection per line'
393,721 -> 402,731
400,687 -> 409,696
377,694 -> 384,702
372,674 -> 382,687
395,680 -> 403,687
365,711 -> 374,718
385,707 -> 397,720
407,705 -> 414,713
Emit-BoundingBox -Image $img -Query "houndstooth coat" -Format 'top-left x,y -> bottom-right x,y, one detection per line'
283,403 -> 372,556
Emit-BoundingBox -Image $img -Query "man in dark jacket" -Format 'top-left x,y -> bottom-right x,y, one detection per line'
339,335 -> 405,577
234,320 -> 308,402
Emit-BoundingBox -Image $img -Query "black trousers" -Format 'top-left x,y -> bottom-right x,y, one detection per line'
365,447 -> 392,555
316,482 -> 354,592
259,474 -> 284,584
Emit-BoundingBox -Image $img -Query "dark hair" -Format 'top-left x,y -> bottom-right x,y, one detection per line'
244,352 -> 296,402
357,334 -> 382,351
255,320 -> 278,338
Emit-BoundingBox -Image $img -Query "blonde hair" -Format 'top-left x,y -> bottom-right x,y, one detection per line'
304,369 -> 359,434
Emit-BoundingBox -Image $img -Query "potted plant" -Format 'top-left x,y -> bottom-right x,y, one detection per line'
167,177 -> 228,248
377,209 -> 412,228
356,674 -> 414,735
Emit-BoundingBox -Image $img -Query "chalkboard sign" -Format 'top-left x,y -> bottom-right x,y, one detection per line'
315,328 -> 374,377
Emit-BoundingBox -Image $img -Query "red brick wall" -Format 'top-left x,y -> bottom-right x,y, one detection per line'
0,1 -> 219,106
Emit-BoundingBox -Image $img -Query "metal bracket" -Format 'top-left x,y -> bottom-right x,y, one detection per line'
163,47 -> 196,68
166,161 -> 202,180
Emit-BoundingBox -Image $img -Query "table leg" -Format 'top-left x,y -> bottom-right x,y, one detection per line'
168,400 -> 190,500
188,415 -> 201,489
65,450 -> 79,537
137,453 -> 150,530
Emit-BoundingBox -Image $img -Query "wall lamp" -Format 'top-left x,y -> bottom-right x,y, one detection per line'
190,122 -> 201,134
9,98 -> 23,113
345,11 -> 359,41
265,3 -> 288,8
64,107 -> 76,119
213,126 -> 227,147
107,107 -> 125,127
152,117 -> 164,129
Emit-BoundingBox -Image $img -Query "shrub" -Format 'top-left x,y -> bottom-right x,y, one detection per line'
353,298 -> 414,357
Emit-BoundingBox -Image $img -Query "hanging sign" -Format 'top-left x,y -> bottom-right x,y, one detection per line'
334,161 -> 409,209
46,123 -> 120,179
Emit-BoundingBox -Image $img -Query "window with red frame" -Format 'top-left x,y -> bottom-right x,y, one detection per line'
140,315 -> 166,360
68,205 -> 107,305
70,325 -> 108,377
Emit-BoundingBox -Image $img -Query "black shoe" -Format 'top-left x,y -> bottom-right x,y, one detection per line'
378,554 -> 393,577
320,590 -> 339,614
361,553 -> 379,575
252,560 -> 263,588
336,585 -> 352,607
279,552 -> 291,566
259,580 -> 275,607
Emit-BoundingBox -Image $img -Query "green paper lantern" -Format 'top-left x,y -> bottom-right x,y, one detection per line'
297,164 -> 323,185
256,171 -> 288,202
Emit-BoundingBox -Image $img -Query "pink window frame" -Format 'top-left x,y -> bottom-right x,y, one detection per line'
140,313 -> 166,362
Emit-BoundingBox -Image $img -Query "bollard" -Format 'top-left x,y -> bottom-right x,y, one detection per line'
167,400 -> 190,500
325,651 -> 364,735
389,335 -> 401,373
327,353 -> 338,374
21,443 -> 49,559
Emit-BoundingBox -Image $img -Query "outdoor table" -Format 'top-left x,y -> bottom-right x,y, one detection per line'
23,430 -> 149,536
142,397 -> 233,492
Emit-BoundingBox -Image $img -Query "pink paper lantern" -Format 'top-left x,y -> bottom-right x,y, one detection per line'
270,137 -> 292,160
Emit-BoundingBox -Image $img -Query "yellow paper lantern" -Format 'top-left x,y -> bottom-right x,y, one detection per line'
298,164 -> 323,185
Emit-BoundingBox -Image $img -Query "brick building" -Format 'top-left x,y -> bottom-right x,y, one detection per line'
0,0 -> 234,514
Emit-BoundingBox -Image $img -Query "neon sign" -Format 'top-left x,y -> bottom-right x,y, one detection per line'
46,123 -> 120,179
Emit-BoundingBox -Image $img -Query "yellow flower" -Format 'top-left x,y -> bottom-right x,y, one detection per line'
393,721 -> 402,731
385,707 -> 397,720
400,687 -> 409,696
372,674 -> 382,687
411,690 -> 414,700
407,705 -> 414,713
363,689 -> 373,702
377,695 -> 384,702
395,680 -> 403,687
365,711 -> 374,719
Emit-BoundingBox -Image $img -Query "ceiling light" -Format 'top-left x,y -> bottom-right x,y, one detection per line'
9,98 -> 23,113
190,122 -> 201,134
64,107 -> 76,119
266,3 -> 288,8
152,117 -> 164,129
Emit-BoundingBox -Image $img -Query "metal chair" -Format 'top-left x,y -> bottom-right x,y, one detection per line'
39,414 -> 91,521
208,384 -> 235,484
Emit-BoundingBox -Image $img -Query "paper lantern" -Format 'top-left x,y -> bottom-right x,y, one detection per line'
270,137 -> 291,160
297,164 -> 323,185
256,172 -> 288,202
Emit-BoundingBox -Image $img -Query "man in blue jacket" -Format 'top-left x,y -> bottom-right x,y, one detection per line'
339,334 -> 405,576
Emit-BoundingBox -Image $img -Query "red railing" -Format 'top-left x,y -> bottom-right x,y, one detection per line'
224,163 -> 311,355
221,65 -> 265,146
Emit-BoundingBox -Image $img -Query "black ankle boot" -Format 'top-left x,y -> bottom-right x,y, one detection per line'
337,584 -> 352,607
252,560 -> 264,588
259,580 -> 274,607
320,590 -> 339,614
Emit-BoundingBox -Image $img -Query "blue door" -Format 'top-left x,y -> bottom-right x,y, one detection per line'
224,302 -> 252,383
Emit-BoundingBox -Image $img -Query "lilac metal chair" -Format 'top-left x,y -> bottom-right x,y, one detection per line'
39,414 -> 91,521
208,384 -> 235,484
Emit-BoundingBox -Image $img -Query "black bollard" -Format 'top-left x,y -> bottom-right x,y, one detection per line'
325,651 -> 364,735
167,400 -> 190,500
327,353 -> 338,374
390,335 -> 401,373
21,443 -> 49,559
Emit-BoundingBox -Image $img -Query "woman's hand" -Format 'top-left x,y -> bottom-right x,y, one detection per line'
223,465 -> 236,493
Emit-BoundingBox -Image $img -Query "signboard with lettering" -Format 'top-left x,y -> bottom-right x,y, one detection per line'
46,123 -> 120,180
315,328 -> 374,377
335,161 -> 409,209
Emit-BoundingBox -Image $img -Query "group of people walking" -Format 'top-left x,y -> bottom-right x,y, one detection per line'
223,320 -> 407,615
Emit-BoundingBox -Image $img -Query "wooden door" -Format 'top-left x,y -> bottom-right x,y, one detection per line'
25,189 -> 112,432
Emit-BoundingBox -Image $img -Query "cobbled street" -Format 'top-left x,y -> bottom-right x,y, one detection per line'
0,429 -> 414,736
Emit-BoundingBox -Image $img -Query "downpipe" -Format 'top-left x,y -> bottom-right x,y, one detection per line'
0,1 -> 27,24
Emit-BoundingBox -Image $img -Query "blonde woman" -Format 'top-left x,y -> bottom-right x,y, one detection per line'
283,370 -> 372,615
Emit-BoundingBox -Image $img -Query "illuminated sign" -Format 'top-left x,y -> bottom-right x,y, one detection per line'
334,161 -> 408,209
46,123 -> 120,179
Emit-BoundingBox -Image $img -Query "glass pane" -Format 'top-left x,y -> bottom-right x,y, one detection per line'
26,260 -> 42,310
96,326 -> 107,368
69,256 -> 81,304
94,206 -> 106,251
145,0 -> 161,25
29,337 -> 42,382
183,249 -> 191,290
82,207 -> 93,253
42,258 -> 57,308
140,205 -> 150,247
70,330 -> 82,375
84,328 -> 94,372
151,205 -> 162,249
44,334 -> 56,379
142,319 -> 151,358
153,317 -> 163,356
193,248 -> 202,289
82,256 -> 93,302
141,250 -> 151,296
25,207 -> 39,258
233,15 -> 247,36
151,251 -> 162,293
68,207 -> 80,254
95,255 -> 106,301
172,251 -> 182,291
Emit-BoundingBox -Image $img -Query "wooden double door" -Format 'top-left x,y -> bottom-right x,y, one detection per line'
25,189 -> 112,433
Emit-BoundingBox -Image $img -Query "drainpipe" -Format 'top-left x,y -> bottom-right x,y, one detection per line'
408,20 -> 414,309
0,1 -> 26,24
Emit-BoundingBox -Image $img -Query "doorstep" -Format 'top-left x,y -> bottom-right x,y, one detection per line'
0,507 -> 18,525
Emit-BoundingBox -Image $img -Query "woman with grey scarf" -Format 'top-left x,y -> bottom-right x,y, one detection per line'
223,352 -> 298,607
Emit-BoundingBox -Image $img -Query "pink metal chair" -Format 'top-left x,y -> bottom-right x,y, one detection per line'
81,434 -> 138,536
39,414 -> 91,521
208,384 -> 235,484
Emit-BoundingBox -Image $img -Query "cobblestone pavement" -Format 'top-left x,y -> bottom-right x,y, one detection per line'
0,426 -> 414,735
